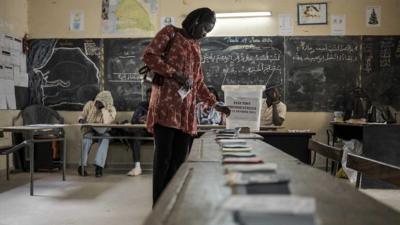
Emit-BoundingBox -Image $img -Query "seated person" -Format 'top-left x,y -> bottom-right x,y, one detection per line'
261,87 -> 286,126
196,86 -> 224,125
126,88 -> 152,176
78,91 -> 117,177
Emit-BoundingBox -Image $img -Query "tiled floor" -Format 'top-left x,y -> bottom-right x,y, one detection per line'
0,170 -> 152,225
0,169 -> 399,225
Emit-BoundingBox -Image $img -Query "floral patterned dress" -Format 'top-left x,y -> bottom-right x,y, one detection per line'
142,25 -> 216,135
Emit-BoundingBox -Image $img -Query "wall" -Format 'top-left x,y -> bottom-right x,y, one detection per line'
1,0 -> 399,169
28,0 -> 400,38
0,0 -> 28,175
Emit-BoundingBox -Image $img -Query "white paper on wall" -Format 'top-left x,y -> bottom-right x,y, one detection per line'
13,38 -> 22,51
14,72 -> 29,87
3,35 -> 13,50
331,15 -> 346,35
1,65 -> 13,80
0,78 -> 16,109
1,50 -> 11,64
70,10 -> 85,31
161,16 -> 175,28
366,6 -> 381,27
20,54 -> 26,72
279,14 -> 293,36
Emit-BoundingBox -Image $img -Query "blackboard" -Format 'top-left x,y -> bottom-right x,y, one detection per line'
285,36 -> 361,111
27,39 -> 101,110
104,38 -> 151,111
361,36 -> 400,110
26,35 -> 400,112
201,36 -> 284,99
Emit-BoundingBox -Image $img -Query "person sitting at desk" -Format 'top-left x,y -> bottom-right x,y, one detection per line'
78,91 -> 117,177
125,88 -> 152,176
261,87 -> 286,126
196,86 -> 224,125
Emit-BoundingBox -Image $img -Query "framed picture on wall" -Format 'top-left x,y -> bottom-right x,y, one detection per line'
297,3 -> 328,25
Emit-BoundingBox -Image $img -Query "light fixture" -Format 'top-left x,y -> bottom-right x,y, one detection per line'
215,11 -> 272,18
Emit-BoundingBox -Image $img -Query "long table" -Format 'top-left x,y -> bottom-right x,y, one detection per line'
0,124 -> 67,195
144,132 -> 400,225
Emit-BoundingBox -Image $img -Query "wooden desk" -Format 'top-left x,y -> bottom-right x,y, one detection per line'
0,124 -> 67,196
256,130 -> 315,164
144,132 -> 400,225
330,122 -> 399,188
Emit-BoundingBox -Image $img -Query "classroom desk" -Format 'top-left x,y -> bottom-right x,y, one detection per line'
256,130 -> 316,164
76,123 -> 154,175
0,124 -> 67,196
331,122 -> 400,188
144,132 -> 400,225
330,121 -> 366,141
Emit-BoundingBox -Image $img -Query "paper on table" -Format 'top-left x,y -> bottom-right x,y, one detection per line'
222,142 -> 250,148
222,156 -> 263,164
222,146 -> 252,152
225,172 -> 289,185
216,139 -> 247,144
222,152 -> 256,158
224,163 -> 278,173
222,195 -> 316,214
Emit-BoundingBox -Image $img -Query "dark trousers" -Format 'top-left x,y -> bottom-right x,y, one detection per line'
153,124 -> 191,205
127,129 -> 149,164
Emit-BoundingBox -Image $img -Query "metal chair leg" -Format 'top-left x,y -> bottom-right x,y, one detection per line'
355,172 -> 361,188
311,151 -> 317,165
6,154 -> 10,180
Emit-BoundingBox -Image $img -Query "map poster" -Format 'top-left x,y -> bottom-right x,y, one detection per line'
102,0 -> 159,34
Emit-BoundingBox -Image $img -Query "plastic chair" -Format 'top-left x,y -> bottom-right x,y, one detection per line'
12,105 -> 65,170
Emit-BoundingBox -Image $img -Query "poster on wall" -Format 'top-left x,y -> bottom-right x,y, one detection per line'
366,6 -> 381,27
70,10 -> 85,31
160,16 -> 175,28
331,15 -> 346,35
101,0 -> 159,34
279,14 -> 293,36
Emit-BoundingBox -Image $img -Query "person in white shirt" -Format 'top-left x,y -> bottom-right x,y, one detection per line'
261,87 -> 286,126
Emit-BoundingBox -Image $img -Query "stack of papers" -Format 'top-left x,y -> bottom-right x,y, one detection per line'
224,163 -> 278,173
221,142 -> 252,152
222,156 -> 263,164
222,195 -> 318,225
222,152 -> 256,158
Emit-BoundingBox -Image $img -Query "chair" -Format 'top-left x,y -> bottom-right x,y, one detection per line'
0,131 -> 28,180
12,105 -> 65,171
308,139 -> 343,175
347,153 -> 400,188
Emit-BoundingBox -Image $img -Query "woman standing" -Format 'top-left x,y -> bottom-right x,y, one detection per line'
142,7 -> 230,204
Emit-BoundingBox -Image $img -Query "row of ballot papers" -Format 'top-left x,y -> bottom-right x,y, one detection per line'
214,128 -> 319,225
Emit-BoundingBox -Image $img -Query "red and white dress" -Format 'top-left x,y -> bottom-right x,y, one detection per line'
142,25 -> 216,135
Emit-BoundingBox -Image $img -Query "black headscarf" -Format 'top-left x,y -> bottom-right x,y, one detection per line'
182,7 -> 216,38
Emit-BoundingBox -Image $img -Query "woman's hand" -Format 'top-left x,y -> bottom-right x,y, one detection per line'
215,105 -> 231,117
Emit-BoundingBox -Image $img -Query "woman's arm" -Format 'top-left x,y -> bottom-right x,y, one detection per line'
142,26 -> 177,78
